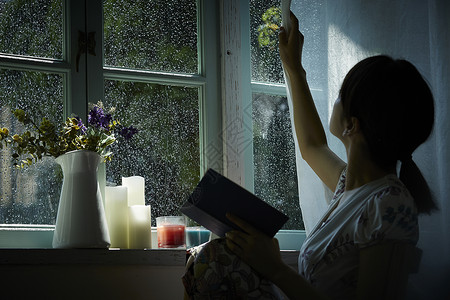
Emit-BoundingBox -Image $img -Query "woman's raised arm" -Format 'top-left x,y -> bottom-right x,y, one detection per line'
279,12 -> 345,191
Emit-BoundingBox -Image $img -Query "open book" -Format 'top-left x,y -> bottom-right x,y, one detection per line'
180,168 -> 289,238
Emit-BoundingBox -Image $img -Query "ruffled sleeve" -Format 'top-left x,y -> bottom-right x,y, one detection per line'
353,180 -> 419,248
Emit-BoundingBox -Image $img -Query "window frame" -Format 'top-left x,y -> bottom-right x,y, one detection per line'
0,0 -> 306,249
0,0 -> 223,241
222,0 -> 292,190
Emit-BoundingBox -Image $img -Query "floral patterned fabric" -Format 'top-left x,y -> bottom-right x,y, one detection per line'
298,168 -> 419,299
183,238 -> 282,299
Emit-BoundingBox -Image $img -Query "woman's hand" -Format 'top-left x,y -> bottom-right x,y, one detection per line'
225,213 -> 285,281
226,214 -> 329,299
279,11 -> 305,77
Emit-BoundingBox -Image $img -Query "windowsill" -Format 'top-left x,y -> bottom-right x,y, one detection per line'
0,225 -> 303,268
0,225 -> 306,250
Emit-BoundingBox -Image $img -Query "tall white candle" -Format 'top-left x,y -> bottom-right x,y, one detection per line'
128,205 -> 152,249
122,176 -> 145,206
105,186 -> 129,249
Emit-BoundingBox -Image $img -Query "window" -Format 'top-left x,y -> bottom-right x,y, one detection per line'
0,0 -> 304,234
102,0 -> 207,224
0,0 -> 65,224
0,0 -> 221,227
250,0 -> 304,229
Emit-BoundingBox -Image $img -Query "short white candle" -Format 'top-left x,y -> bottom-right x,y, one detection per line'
105,186 -> 129,249
122,176 -> 145,206
128,205 -> 152,249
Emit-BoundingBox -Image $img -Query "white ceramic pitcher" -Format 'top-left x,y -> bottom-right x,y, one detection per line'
52,150 -> 110,248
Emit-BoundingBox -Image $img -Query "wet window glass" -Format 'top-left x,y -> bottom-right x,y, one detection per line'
0,69 -> 63,224
0,0 -> 63,59
103,0 -> 198,73
250,0 -> 283,83
252,93 -> 303,229
250,0 -> 326,88
104,80 -> 200,225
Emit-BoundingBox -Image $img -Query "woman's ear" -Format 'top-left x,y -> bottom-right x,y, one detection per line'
342,117 -> 361,137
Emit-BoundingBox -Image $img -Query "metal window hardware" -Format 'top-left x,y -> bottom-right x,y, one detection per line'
76,30 -> 96,72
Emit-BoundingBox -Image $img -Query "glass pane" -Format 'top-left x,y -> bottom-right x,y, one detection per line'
104,80 -> 200,225
250,0 -> 327,88
250,0 -> 282,83
104,0 -> 198,73
0,69 -> 64,224
252,93 -> 303,230
0,0 -> 63,59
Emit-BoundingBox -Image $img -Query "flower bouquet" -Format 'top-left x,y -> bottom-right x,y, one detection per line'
0,102 -> 138,248
0,102 -> 138,168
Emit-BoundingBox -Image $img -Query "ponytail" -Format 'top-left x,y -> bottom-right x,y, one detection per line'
399,158 -> 437,214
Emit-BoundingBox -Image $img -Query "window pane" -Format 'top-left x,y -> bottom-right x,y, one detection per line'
250,0 -> 282,83
252,93 -> 303,230
0,69 -> 64,224
0,0 -> 63,59
103,0 -> 198,73
104,80 -> 200,225
250,0 -> 326,88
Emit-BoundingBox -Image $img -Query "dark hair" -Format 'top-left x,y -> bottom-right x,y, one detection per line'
339,55 -> 437,214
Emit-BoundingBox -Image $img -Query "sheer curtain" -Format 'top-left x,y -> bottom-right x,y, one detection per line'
285,0 -> 450,298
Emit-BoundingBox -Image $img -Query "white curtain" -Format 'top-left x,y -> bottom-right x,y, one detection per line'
284,0 -> 450,298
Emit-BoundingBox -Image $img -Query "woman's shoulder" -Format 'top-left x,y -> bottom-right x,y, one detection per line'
355,175 -> 419,246
368,175 -> 415,208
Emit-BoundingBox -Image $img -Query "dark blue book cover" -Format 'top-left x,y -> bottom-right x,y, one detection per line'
181,168 -> 289,238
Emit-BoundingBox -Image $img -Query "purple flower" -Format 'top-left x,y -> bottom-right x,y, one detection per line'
88,106 -> 112,130
119,126 -> 139,141
76,117 -> 87,133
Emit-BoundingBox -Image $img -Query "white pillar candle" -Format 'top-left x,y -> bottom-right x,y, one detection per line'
122,176 -> 145,206
128,205 -> 152,249
105,186 -> 129,249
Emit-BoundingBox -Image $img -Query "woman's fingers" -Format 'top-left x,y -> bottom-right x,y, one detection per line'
279,11 -> 298,45
225,229 -> 249,255
226,229 -> 283,280
225,232 -> 243,254
226,229 -> 248,246
289,11 -> 299,35
224,213 -> 285,280
226,213 -> 260,235
279,26 -> 288,44
279,11 -> 305,75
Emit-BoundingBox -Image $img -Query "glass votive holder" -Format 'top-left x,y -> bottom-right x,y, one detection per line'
186,226 -> 211,248
156,216 -> 186,248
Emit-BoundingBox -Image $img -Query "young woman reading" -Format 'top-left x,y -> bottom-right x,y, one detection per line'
183,12 -> 435,300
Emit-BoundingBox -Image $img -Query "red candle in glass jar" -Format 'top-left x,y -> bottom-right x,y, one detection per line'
157,225 -> 186,248
156,216 -> 186,248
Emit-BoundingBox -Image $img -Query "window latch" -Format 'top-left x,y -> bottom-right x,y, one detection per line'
76,31 -> 97,72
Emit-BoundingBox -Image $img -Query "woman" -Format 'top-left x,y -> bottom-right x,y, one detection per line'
184,12 -> 435,299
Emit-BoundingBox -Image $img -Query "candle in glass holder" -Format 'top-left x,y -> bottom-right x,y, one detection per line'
186,226 -> 211,248
156,216 -> 186,248
122,176 -> 145,206
105,186 -> 128,249
128,205 -> 152,249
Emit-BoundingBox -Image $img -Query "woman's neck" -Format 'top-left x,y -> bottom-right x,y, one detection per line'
345,144 -> 395,191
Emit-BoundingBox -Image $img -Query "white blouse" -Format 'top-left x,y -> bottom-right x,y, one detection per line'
298,168 -> 419,299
